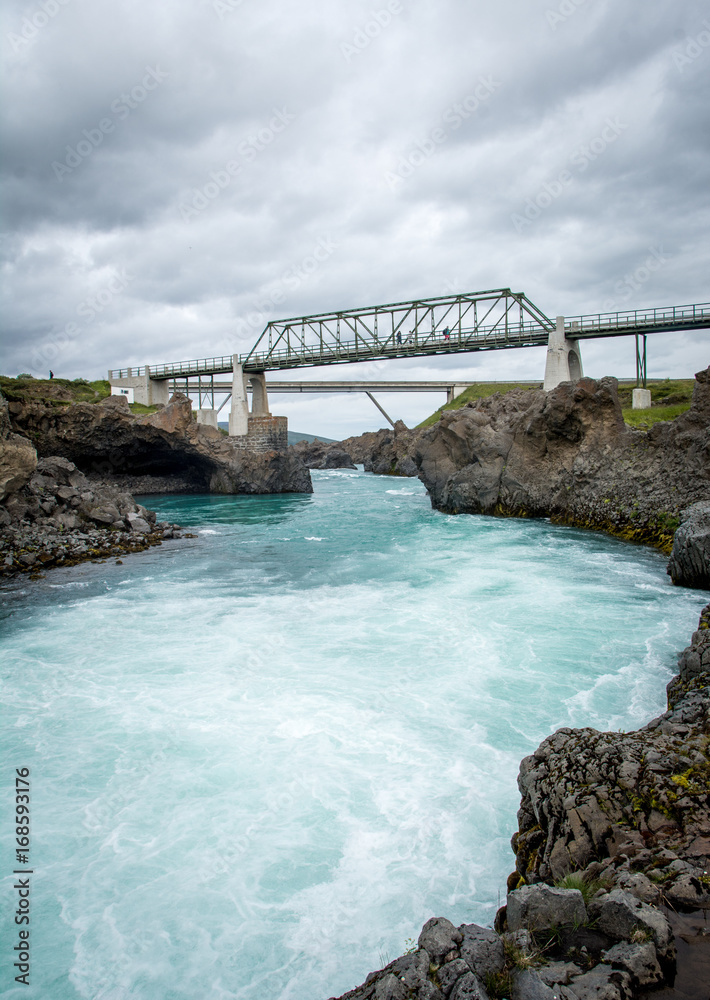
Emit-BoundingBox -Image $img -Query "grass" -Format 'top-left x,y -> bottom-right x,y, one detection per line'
622,403 -> 690,428
416,382 -> 541,428
128,402 -> 159,415
0,375 -> 111,405
416,378 -> 695,430
555,871 -> 611,905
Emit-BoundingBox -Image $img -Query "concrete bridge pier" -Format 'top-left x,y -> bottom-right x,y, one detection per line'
249,371 -> 270,415
229,357 -> 250,436
107,367 -> 169,406
195,409 -> 219,428
542,316 -> 583,391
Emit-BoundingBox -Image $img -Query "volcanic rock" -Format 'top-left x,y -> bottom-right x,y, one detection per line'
414,369 -> 710,558
0,393 -> 37,501
8,393 -> 312,495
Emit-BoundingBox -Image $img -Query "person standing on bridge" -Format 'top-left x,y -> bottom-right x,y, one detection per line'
443,327 -> 450,341
396,332 -> 402,345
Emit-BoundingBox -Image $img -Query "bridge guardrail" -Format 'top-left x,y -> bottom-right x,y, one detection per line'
565,302 -> 710,334
108,300 -> 709,381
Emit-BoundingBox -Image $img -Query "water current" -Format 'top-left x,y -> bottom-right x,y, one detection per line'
1,469 -> 706,1000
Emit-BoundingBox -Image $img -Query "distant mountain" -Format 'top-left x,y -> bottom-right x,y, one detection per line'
287,431 -> 337,445
217,423 -> 336,446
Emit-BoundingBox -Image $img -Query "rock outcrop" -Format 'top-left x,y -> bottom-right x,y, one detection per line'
667,502 -> 710,589
414,369 -> 710,554
8,393 -> 312,495
332,605 -> 710,1000
291,439 -> 356,470
0,455 -> 183,577
0,393 -> 37,501
340,421 -> 423,476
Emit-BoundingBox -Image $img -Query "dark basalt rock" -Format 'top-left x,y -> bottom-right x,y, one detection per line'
331,604 -> 710,1000
667,502 -> 710,589
414,369 -> 710,564
340,420 -> 423,476
0,455 -> 183,577
8,393 -> 312,495
290,439 -> 356,469
0,393 -> 37,501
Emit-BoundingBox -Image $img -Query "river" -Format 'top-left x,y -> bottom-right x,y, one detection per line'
0,469 -> 706,1000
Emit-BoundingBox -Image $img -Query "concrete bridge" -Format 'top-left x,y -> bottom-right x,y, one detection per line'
108,289 -> 709,442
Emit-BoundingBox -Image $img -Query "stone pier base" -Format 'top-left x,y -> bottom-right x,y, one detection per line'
230,416 -> 288,453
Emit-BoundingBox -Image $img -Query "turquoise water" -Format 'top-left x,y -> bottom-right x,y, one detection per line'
0,469 -> 706,1000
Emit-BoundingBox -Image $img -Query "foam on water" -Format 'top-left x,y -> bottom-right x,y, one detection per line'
0,469 -> 706,1000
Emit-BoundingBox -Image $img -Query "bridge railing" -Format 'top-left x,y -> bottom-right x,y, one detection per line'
565,301 -> 710,334
242,319 -> 550,370
109,356 -> 236,380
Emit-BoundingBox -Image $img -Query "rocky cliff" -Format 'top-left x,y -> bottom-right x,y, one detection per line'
8,392 -> 312,495
0,394 -> 37,502
414,369 -> 710,555
0,454 -> 185,577
332,605 -> 710,1000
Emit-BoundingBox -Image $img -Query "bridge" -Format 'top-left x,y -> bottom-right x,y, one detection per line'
108,289 -> 709,437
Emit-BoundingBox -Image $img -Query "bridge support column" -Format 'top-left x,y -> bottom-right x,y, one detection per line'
229,357 -> 249,436
249,372 -> 270,416
446,384 -> 470,404
196,409 -> 219,429
542,316 -> 583,391
108,369 -> 169,406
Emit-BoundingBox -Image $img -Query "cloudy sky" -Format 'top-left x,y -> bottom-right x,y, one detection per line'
2,0 -> 709,437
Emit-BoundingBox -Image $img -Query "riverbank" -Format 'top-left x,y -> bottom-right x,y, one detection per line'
329,603 -> 710,1000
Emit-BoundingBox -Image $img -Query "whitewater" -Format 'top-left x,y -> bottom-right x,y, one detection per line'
0,468 -> 706,1000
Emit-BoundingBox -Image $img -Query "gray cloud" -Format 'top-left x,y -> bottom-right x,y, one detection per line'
1,0 -> 708,435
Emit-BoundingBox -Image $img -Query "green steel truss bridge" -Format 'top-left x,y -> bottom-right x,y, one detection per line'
109,289 -> 709,382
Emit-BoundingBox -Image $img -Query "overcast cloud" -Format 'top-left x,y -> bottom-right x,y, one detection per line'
1,0 -> 708,437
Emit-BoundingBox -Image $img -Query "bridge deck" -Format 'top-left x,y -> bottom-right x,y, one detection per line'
108,294 -> 709,381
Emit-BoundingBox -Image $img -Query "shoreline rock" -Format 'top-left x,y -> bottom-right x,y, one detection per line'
8,392 -> 313,496
414,370 -> 710,558
0,455 -> 186,579
330,605 -> 710,999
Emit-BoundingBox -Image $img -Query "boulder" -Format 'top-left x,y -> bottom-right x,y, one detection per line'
667,502 -> 710,588
418,917 -> 463,963
507,886 -> 587,933
459,924 -> 505,979
414,369 -> 710,559
602,942 -> 662,988
587,891 -> 672,959
560,965 -> 631,1000
511,969 -> 557,1000
0,394 -> 37,501
8,393 -> 312,496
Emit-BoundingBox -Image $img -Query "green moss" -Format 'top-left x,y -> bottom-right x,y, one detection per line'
623,403 -> 691,428
128,402 -> 159,415
0,375 -> 111,404
416,382 -> 541,428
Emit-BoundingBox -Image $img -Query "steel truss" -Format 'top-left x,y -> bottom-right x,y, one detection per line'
240,288 -> 554,372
